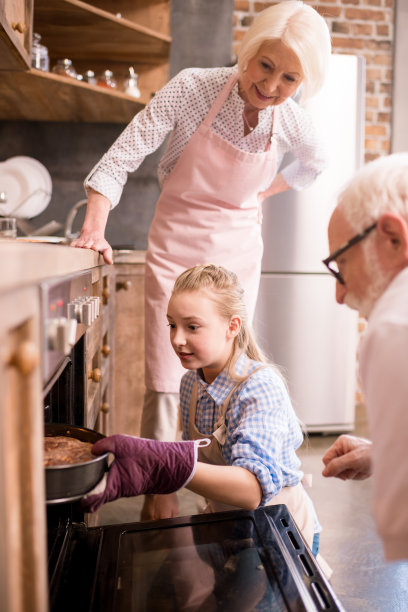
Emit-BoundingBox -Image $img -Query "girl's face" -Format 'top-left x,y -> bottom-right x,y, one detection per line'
167,289 -> 240,383
239,39 -> 303,109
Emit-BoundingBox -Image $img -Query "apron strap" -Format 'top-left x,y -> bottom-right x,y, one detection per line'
203,72 -> 239,127
216,364 -> 268,425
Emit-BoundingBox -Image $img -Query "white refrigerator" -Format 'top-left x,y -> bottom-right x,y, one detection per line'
254,54 -> 365,432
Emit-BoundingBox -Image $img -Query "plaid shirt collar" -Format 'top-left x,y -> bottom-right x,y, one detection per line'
194,353 -> 250,405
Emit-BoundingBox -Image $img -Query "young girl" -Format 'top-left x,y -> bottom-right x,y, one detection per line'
83,264 -> 320,554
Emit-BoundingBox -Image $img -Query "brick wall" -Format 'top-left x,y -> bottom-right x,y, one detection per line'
232,0 -> 395,162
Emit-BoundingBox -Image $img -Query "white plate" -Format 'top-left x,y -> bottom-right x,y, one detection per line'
0,156 -> 52,218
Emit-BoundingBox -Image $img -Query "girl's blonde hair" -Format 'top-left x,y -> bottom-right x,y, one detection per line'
172,263 -> 282,381
237,1 -> 331,102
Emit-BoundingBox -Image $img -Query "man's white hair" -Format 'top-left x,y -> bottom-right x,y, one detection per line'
338,153 -> 408,232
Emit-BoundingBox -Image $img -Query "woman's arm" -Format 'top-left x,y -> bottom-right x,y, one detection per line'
258,172 -> 290,202
186,462 -> 262,510
70,189 -> 113,264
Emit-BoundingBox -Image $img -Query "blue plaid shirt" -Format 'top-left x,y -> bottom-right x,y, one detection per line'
180,354 -> 305,506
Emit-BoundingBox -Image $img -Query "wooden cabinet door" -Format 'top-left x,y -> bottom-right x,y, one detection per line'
112,262 -> 145,436
0,0 -> 32,70
0,286 -> 48,612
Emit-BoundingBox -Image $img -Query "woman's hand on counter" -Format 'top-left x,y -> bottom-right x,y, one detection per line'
70,189 -> 113,264
71,230 -> 113,264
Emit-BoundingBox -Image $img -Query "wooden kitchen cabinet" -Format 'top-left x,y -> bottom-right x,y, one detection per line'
0,285 -> 48,612
112,253 -> 145,436
0,0 -> 171,122
0,0 -> 33,71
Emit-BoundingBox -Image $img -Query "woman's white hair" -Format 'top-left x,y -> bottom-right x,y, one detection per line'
337,153 -> 408,231
237,1 -> 332,102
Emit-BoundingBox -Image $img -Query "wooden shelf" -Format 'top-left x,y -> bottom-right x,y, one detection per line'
0,0 -> 171,122
0,68 -> 146,122
34,0 -> 171,63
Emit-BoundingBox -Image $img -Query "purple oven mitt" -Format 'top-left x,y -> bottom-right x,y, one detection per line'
81,434 -> 201,513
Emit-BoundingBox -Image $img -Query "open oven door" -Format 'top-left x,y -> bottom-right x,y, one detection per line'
48,504 -> 344,612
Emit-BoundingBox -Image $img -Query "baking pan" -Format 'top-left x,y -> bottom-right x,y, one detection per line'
44,424 -> 109,504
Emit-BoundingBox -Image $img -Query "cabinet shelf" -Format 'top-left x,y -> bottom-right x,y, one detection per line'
0,68 -> 146,122
0,0 -> 171,123
34,0 -> 171,62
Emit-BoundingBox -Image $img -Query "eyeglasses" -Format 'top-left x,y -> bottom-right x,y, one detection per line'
322,222 -> 377,285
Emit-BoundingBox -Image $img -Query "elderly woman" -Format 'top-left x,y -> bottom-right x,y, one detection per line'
72,1 -> 331,518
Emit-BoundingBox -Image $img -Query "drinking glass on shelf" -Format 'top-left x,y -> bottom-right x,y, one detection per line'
0,217 -> 17,239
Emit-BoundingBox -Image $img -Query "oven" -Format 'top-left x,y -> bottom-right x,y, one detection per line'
40,270 -> 345,612
39,267 -> 113,587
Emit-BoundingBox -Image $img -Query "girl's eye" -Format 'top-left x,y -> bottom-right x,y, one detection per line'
261,61 -> 272,71
189,324 -> 199,331
167,322 -> 176,329
284,74 -> 296,83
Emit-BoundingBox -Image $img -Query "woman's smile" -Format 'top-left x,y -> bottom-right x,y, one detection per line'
254,84 -> 277,101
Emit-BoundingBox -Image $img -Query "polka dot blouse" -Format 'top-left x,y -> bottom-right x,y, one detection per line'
85,66 -> 327,208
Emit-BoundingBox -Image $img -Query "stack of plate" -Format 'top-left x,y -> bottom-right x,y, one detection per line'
0,156 -> 52,218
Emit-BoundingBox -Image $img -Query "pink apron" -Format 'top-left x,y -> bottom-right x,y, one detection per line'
145,71 -> 278,393
188,367 -> 315,550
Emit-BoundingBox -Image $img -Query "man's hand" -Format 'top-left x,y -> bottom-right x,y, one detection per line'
322,434 -> 372,480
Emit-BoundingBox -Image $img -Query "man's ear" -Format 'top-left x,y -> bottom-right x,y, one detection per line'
227,315 -> 242,338
377,212 -> 408,264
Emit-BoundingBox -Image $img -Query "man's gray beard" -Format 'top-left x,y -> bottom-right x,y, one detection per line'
344,242 -> 393,319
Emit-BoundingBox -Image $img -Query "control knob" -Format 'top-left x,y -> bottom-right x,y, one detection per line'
47,317 -> 77,355
68,296 -> 100,325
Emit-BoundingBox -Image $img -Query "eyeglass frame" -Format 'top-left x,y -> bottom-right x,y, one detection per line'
322,221 -> 377,285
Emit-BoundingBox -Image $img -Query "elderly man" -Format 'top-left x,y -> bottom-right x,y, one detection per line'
321,153 -> 408,561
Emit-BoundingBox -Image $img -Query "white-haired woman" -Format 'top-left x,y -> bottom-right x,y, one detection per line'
72,1 -> 331,520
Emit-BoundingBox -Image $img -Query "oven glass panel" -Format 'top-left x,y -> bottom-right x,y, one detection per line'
114,519 -> 287,611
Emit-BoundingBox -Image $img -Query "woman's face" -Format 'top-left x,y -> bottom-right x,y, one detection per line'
240,39 -> 303,108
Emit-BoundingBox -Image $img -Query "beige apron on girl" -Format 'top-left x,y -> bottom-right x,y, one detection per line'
144,71 -> 278,395
188,367 -> 316,550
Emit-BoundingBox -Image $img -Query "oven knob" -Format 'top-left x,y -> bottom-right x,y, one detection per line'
68,302 -> 81,322
92,296 -> 101,317
81,302 -> 93,325
48,317 -> 77,354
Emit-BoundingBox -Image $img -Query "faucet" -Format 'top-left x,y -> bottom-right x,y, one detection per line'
64,199 -> 88,242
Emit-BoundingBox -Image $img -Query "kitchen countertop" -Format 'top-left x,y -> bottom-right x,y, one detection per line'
0,238 -> 145,293
112,249 -> 145,265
